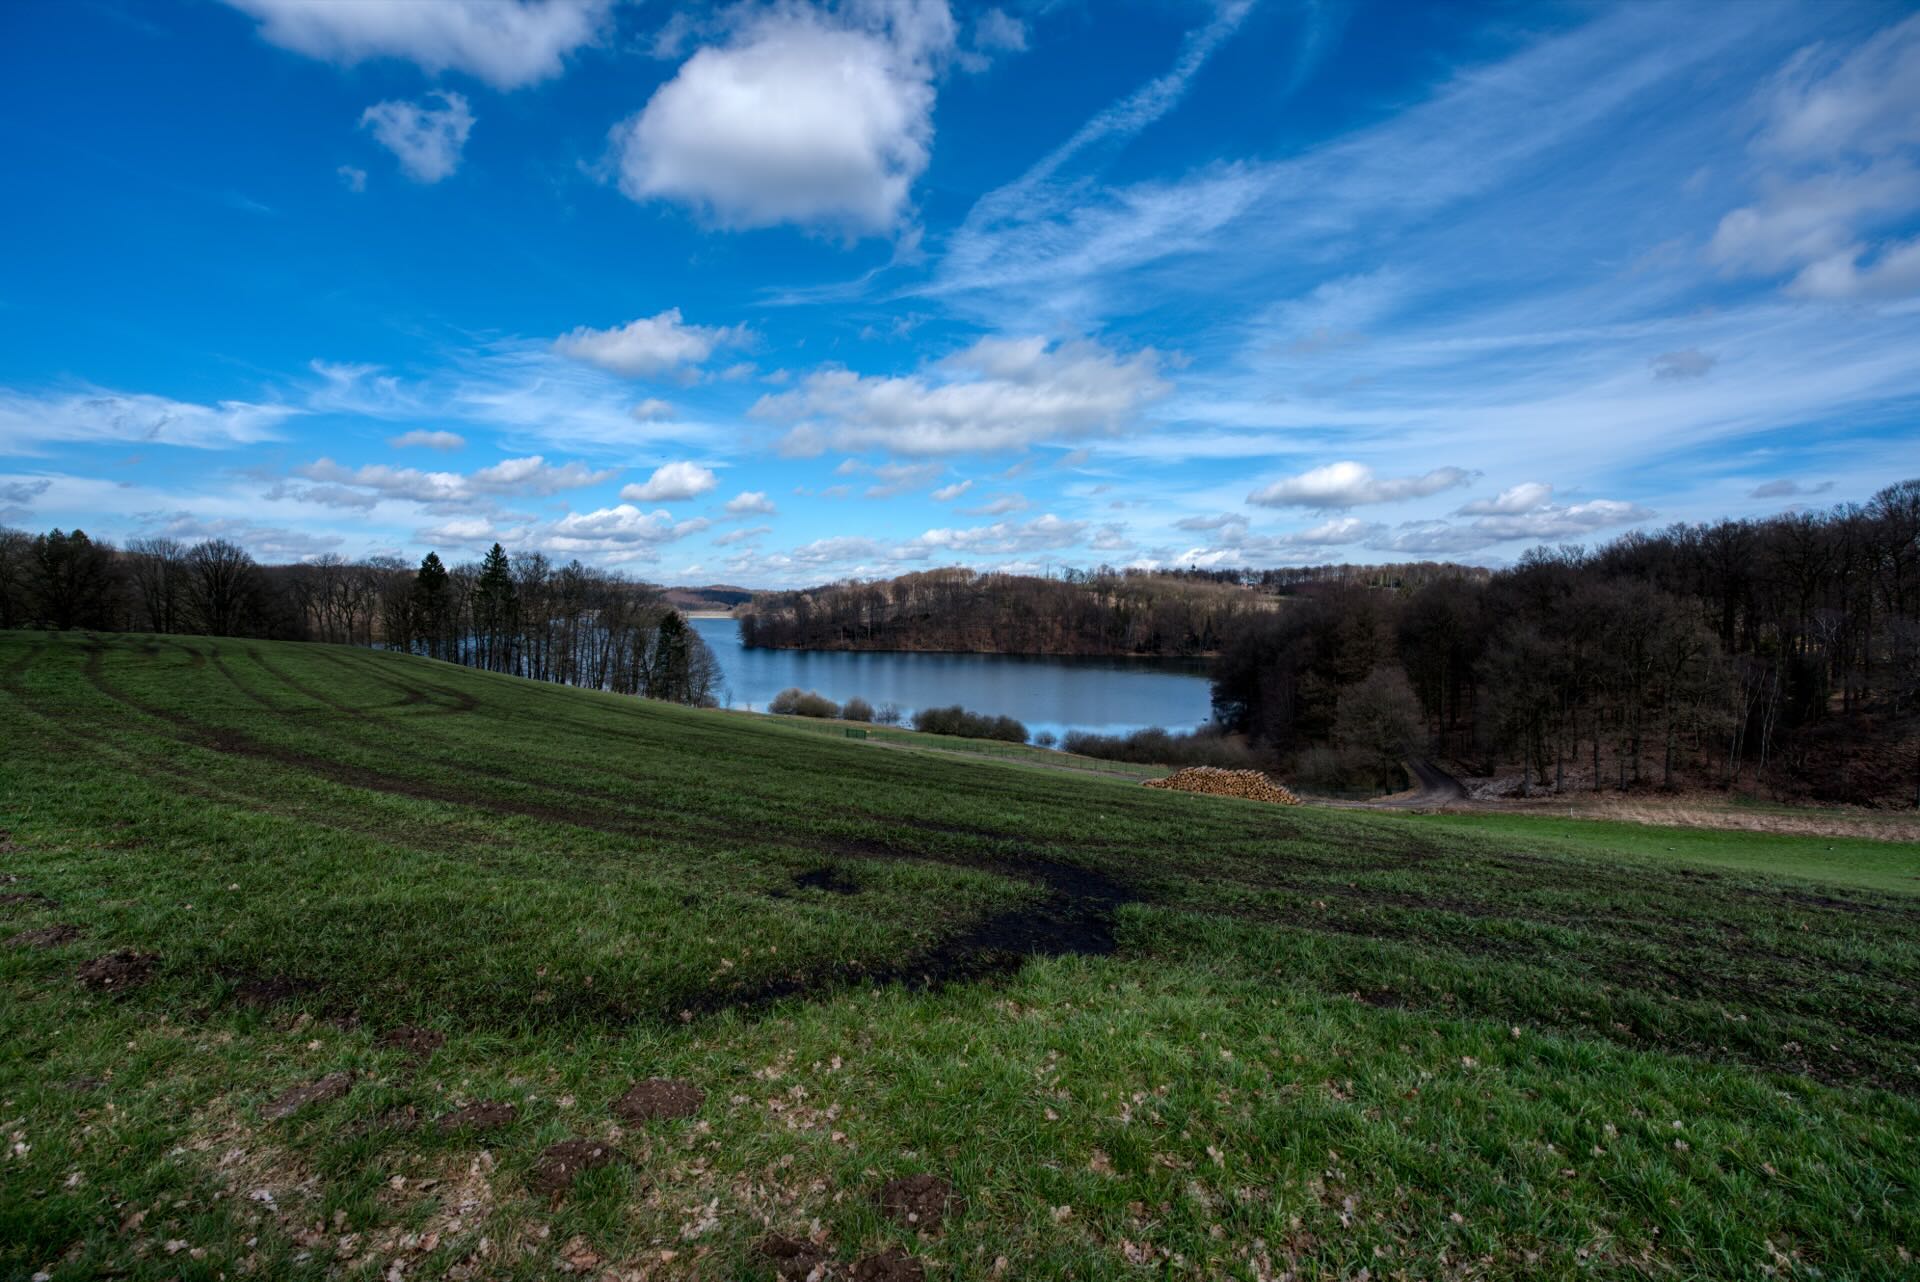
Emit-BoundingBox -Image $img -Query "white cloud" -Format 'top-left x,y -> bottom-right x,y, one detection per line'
630,397 -> 676,421
0,387 -> 296,455
957,7 -> 1026,73
724,490 -> 777,516
1247,462 -> 1473,509
294,454 -> 613,505
610,1 -> 954,234
931,479 -> 972,501
222,0 -> 611,90
620,461 -> 716,503
360,92 -> 474,184
1710,14 -> 1920,299
1281,516 -> 1387,546
553,309 -> 750,378
388,429 -> 465,451
1456,482 -> 1554,515
337,165 -> 367,193
915,513 -> 1084,555
757,334 -> 1169,455
547,504 -> 707,549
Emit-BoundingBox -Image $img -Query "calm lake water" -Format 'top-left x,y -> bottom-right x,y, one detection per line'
689,615 -> 1215,742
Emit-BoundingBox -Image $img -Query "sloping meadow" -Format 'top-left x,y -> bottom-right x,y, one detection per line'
2,631 -> 1916,1279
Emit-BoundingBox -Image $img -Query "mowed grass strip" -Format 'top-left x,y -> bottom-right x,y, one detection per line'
1,630 -> 1916,1281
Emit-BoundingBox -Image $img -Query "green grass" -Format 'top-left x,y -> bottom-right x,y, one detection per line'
1410,810 -> 1920,895
2,631 -> 1917,1281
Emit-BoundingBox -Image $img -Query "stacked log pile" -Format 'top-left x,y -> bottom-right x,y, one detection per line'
1143,767 -> 1303,805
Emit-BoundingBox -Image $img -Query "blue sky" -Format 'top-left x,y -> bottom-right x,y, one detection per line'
2,0 -> 1917,586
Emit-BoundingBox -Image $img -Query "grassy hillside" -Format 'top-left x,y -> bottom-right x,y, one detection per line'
2,631 -> 1916,1280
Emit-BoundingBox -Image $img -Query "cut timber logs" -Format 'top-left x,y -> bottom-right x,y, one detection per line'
1143,767 -> 1303,805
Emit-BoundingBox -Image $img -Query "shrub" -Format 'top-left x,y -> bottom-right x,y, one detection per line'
1061,724 -> 1261,769
841,696 -> 874,723
912,704 -> 1028,743
1033,730 -> 1058,748
875,703 -> 902,725
768,687 -> 840,719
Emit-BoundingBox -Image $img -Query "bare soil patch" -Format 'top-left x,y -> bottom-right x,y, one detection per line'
1,890 -> 57,909
436,1100 -> 518,1132
377,1025 -> 447,1060
758,1233 -> 832,1280
7,923 -> 81,949
878,1174 -> 965,1233
529,1138 -> 624,1198
264,1071 -> 354,1121
612,1078 -> 705,1122
75,949 -> 158,992
853,1248 -> 926,1281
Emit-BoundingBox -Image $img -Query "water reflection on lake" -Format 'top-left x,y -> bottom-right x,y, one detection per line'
689,615 -> 1214,742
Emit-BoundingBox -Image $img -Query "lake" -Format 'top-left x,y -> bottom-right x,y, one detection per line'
688,615 -> 1215,742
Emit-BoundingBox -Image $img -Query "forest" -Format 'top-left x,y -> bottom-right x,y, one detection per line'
739,565 -> 1292,656
1210,480 -> 1920,805
0,531 -> 720,706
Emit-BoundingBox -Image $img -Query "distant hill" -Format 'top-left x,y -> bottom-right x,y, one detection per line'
662,583 -> 757,612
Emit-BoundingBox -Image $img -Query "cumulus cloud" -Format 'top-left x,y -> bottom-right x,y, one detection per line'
360,92 -> 474,183
1711,14 -> 1920,298
0,387 -> 296,454
620,461 -> 716,503
221,0 -> 611,90
931,479 -> 972,501
387,429 -> 465,450
757,334 -> 1169,455
294,454 -> 614,505
1247,461 -> 1473,509
553,309 -> 750,379
1456,482 -> 1555,515
546,504 -> 708,549
609,0 -> 954,234
724,490 -> 777,516
629,397 -> 676,421
915,513 -> 1085,554
1371,492 -> 1654,553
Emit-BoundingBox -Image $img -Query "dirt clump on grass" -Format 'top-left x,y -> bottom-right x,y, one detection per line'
436,1100 -> 518,1132
264,1071 -> 354,1120
75,949 -> 158,992
377,1025 -> 447,1060
611,1077 -> 705,1122
1,890 -> 57,909
794,866 -> 860,894
758,1233 -> 833,1280
1144,766 -> 1302,804
529,1138 -> 624,1198
852,1248 -> 926,1281
877,1174 -> 965,1233
7,923 -> 81,949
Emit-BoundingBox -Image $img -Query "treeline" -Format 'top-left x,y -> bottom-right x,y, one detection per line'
741,566 -> 1278,656
1213,480 -> 1920,805
0,527 -> 719,705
